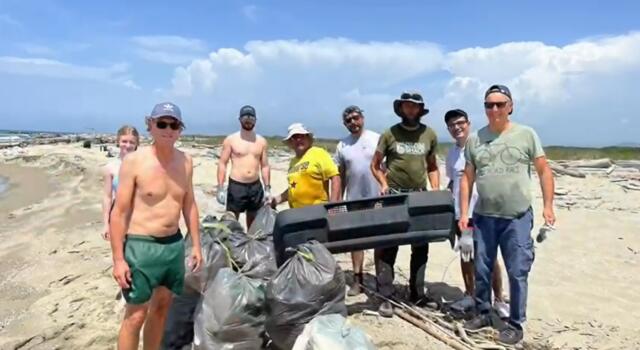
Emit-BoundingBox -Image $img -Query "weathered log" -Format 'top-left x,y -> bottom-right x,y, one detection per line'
565,158 -> 612,168
549,162 -> 586,178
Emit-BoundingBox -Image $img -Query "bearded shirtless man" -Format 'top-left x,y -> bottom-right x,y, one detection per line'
216,105 -> 271,229
110,102 -> 202,350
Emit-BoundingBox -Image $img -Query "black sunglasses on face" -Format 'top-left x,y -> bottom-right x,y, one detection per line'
344,114 -> 362,124
156,120 -> 182,130
484,101 -> 509,109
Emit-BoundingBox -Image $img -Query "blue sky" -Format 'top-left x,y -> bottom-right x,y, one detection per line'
1,0 -> 639,146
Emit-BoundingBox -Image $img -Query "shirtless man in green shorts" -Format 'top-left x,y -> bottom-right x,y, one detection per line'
109,102 -> 203,350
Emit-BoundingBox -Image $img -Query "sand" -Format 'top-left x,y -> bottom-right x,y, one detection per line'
0,142 -> 638,350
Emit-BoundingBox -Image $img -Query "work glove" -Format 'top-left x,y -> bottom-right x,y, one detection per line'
263,185 -> 272,205
454,228 -> 474,262
216,185 -> 227,206
536,223 -> 556,243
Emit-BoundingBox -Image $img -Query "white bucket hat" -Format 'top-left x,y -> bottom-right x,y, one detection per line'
283,123 -> 313,141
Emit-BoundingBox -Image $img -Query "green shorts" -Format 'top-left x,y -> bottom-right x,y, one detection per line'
122,231 -> 185,304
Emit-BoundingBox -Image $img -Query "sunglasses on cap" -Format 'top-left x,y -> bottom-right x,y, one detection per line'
155,120 -> 182,130
484,101 -> 510,109
400,92 -> 422,101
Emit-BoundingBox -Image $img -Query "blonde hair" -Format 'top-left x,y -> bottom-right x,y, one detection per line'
116,125 -> 140,149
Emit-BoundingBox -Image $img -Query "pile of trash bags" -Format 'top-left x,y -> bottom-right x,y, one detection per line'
163,207 -> 278,350
265,241 -> 347,350
163,207 -> 374,350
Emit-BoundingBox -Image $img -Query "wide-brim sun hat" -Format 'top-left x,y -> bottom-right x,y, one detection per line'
393,91 -> 429,118
282,122 -> 313,141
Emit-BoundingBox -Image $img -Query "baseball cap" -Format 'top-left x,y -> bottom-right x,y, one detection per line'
283,123 -> 313,141
149,102 -> 184,126
239,105 -> 256,118
444,109 -> 469,123
485,84 -> 512,100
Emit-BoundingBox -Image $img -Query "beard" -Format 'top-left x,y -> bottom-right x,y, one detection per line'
241,123 -> 255,131
401,116 -> 421,127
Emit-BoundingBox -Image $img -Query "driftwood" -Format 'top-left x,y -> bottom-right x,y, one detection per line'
394,310 -> 474,350
549,162 -> 586,178
564,158 -> 613,168
615,160 -> 640,170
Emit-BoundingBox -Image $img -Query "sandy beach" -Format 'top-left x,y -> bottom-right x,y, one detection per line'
0,142 -> 639,350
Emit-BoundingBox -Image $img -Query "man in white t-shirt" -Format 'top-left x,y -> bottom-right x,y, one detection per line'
444,109 -> 508,318
334,105 -> 380,296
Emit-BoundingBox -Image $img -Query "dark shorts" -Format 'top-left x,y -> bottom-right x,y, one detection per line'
454,218 -> 474,237
122,231 -> 185,304
226,178 -> 264,213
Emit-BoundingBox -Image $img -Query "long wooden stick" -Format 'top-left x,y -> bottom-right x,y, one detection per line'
395,309 -> 474,350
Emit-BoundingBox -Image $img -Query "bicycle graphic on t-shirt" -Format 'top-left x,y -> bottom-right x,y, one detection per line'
475,142 -> 530,177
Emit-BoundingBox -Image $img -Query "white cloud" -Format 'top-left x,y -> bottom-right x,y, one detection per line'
161,38 -> 444,135
161,33 -> 640,145
131,35 -> 207,64
131,35 -> 206,51
0,56 -> 139,89
242,5 -> 258,21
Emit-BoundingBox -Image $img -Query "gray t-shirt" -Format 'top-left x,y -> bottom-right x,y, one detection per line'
334,130 -> 381,200
465,123 -> 545,218
446,144 -> 478,220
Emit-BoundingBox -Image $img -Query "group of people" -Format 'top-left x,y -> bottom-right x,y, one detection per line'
103,83 -> 555,349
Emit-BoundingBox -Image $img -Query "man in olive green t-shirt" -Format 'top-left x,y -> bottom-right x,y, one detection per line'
370,91 -> 440,317
459,85 -> 556,346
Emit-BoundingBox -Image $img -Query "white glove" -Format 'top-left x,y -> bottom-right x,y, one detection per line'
263,185 -> 272,204
216,185 -> 227,205
454,229 -> 474,262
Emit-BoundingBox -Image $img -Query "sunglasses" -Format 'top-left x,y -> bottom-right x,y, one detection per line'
484,101 -> 510,109
240,115 -> 256,120
401,92 -> 422,101
344,114 -> 362,124
156,120 -> 182,130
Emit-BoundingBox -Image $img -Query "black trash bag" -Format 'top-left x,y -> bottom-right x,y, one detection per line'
247,206 -> 277,238
227,231 -> 277,281
161,292 -> 200,350
163,215 -> 238,349
184,221 -> 232,294
265,241 -> 347,350
193,268 -> 266,350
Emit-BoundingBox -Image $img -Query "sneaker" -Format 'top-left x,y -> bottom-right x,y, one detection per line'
378,301 -> 393,318
493,300 -> 510,319
463,314 -> 491,331
498,324 -> 523,345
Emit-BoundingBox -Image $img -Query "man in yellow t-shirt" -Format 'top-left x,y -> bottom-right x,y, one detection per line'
270,123 -> 341,208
